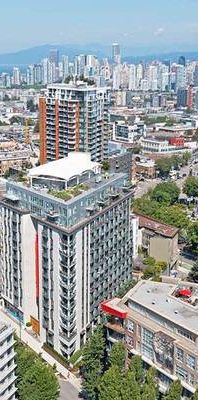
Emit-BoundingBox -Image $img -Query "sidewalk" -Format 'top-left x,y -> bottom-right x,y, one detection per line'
0,308 -> 81,392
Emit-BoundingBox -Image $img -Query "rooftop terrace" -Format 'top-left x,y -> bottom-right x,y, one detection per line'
125,280 -> 198,336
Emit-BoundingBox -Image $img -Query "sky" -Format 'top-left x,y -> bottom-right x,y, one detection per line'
1,0 -> 198,54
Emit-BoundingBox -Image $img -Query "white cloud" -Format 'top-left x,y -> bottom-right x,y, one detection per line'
154,28 -> 165,37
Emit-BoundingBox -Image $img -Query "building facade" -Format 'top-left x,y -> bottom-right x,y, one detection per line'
135,213 -> 179,268
101,279 -> 198,396
0,322 -> 16,400
39,83 -> 110,164
0,161 -> 133,359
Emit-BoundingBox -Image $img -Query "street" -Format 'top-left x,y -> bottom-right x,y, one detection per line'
59,379 -> 80,400
134,178 -> 161,198
134,159 -> 198,199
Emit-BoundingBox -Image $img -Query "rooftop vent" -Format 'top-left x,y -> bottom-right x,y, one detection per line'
174,310 -> 178,314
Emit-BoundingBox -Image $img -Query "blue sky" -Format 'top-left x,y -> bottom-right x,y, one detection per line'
1,0 -> 198,53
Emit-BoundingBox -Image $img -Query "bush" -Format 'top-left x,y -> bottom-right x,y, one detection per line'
69,349 -> 83,366
42,343 -> 69,368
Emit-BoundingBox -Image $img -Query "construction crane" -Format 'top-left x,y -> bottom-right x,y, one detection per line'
24,119 -> 31,145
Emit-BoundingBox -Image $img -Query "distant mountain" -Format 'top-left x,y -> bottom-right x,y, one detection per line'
0,44 -> 111,65
0,44 -> 198,66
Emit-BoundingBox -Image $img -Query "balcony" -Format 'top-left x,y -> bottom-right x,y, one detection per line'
60,310 -> 76,322
0,362 -> 16,383
0,383 -> 17,400
60,279 -> 76,291
0,371 -> 16,395
59,329 -> 77,343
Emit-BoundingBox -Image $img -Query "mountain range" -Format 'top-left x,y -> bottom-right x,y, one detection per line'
1,44 -> 198,66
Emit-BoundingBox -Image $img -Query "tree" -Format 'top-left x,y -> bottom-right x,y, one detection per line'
187,221 -> 198,252
182,151 -> 191,165
192,391 -> 198,400
82,326 -> 105,400
10,115 -> 24,125
129,355 -> 144,384
18,361 -> 59,400
98,366 -> 122,400
188,261 -> 198,283
27,99 -> 36,112
155,205 -> 188,229
163,380 -> 182,400
133,197 -> 159,218
183,176 -> 198,197
155,158 -> 173,177
151,182 -> 180,205
116,280 -> 136,297
102,161 -> 110,171
15,341 -> 59,400
109,342 -> 126,371
144,367 -> 158,399
120,370 -> 141,400
141,383 -> 156,400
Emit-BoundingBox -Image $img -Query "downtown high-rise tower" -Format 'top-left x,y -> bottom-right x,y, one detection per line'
40,82 -> 110,164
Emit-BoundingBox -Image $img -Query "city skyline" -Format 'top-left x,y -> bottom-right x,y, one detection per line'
1,0 -> 198,54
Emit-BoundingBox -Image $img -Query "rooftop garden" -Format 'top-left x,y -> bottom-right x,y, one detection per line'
48,183 -> 90,201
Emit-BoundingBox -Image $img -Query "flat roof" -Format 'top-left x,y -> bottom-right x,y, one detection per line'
28,152 -> 100,182
47,83 -> 108,91
135,212 -> 179,238
125,281 -> 198,336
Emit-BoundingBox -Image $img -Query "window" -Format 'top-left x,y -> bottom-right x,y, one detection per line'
127,320 -> 134,332
186,354 -> 196,370
142,328 -> 153,348
176,365 -> 188,382
189,373 -> 195,386
176,347 -> 184,362
142,344 -> 153,360
177,328 -> 195,342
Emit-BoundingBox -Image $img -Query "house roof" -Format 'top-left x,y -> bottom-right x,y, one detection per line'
134,212 -> 179,238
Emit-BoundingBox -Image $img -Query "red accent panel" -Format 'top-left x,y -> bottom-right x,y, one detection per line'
35,233 -> 39,299
101,300 -> 127,319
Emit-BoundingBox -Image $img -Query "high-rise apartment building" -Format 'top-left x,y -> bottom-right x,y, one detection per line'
128,65 -> 136,90
177,88 -> 187,108
12,68 -> 21,86
193,64 -> 198,86
49,49 -> 59,66
0,154 -> 133,358
112,43 -> 121,64
39,83 -> 110,164
0,322 -> 16,400
175,65 -> 186,91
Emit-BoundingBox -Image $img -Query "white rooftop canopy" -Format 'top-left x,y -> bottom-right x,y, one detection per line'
28,152 -> 100,182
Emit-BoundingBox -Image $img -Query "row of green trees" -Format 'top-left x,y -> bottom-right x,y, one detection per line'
134,181 -> 188,229
15,340 -> 59,400
81,328 -> 198,400
155,152 -> 191,177
134,180 -> 198,253
183,176 -> 198,197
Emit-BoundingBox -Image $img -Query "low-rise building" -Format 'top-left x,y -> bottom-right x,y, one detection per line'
134,213 -> 179,268
113,120 -> 146,144
0,149 -> 31,176
141,137 -> 190,155
134,157 -> 156,178
0,322 -> 16,400
108,151 -> 133,181
101,279 -> 198,396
